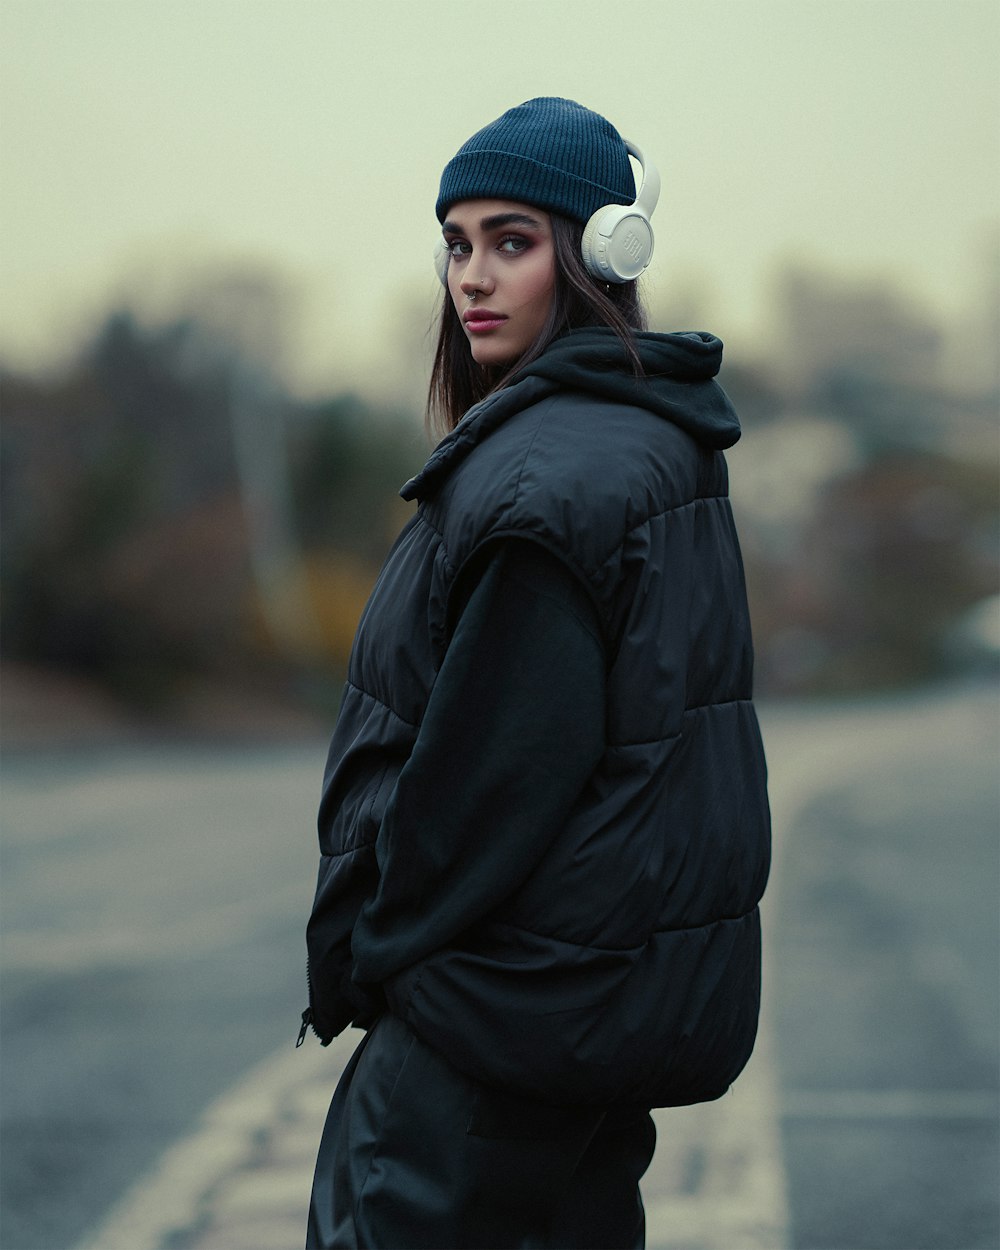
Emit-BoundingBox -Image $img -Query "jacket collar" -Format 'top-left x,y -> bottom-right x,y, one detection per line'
400,374 -> 558,502
401,328 -> 740,503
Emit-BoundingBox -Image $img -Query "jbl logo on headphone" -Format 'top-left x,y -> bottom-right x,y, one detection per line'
622,230 -> 643,262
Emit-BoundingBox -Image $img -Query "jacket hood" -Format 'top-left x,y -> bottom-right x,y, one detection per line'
520,328 -> 740,447
402,327 -> 740,502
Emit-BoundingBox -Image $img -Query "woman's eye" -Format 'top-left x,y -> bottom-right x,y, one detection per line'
498,235 -> 529,255
445,239 -> 470,258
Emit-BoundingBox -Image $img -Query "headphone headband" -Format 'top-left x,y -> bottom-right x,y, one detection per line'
624,141 -> 661,221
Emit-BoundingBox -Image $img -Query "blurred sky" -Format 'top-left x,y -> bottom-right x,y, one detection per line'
1,0 -> 998,397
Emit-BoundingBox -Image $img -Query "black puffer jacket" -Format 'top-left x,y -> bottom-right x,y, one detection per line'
306,327 -> 771,1108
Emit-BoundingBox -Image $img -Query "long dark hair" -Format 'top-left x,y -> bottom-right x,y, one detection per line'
426,214 -> 648,440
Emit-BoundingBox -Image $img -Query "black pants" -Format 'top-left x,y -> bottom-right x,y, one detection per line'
306,1014 -> 656,1250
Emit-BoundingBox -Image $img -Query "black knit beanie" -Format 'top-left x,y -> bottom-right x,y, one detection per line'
436,97 -> 635,225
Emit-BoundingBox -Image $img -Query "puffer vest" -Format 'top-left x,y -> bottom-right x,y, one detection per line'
306,364 -> 771,1109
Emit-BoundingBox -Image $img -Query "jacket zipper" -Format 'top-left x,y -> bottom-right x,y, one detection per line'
297,955 -> 315,1047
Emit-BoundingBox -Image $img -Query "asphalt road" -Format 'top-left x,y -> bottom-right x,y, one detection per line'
0,739 -> 329,1250
1,681 -> 997,1250
768,683 -> 999,1250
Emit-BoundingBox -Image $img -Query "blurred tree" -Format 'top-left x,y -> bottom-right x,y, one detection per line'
0,301 -> 425,709
745,449 -> 998,694
289,392 -> 422,561
2,312 -> 245,699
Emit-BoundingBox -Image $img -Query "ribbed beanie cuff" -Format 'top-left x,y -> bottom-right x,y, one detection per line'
436,97 -> 635,225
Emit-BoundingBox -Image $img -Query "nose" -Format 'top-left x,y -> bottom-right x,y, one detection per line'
459,256 -> 495,298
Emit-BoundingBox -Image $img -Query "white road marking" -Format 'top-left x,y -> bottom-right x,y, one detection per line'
74,1031 -> 356,1250
645,1012 -> 790,1250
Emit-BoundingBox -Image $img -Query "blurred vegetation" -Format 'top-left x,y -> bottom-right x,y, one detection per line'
0,308 -> 423,717
1,265 -> 997,720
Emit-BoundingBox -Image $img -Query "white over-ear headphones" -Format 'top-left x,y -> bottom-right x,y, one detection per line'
581,141 -> 660,283
434,139 -> 660,287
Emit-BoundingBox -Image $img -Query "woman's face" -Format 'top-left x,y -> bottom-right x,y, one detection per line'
441,199 -> 557,368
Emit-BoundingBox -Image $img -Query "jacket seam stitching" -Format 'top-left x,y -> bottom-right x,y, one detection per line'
588,493 -> 728,578
609,697 -> 752,748
319,841 -> 376,862
364,760 -> 390,834
414,507 -> 459,582
343,678 -> 419,729
491,908 -> 758,952
508,401 -> 553,512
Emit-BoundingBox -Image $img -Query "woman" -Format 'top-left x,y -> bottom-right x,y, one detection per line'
303,97 -> 770,1250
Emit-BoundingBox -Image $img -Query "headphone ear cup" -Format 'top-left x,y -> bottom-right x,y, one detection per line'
580,208 -> 615,281
581,205 -> 654,283
433,240 -> 450,286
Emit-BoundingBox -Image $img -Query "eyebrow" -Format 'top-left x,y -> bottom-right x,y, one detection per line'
441,211 -> 546,235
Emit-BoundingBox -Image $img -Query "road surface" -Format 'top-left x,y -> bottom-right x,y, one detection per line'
1,681 -> 996,1249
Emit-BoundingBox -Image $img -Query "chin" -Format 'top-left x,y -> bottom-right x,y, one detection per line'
469,339 -> 520,369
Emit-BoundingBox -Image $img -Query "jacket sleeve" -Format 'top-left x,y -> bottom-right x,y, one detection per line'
350,538 -> 606,988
